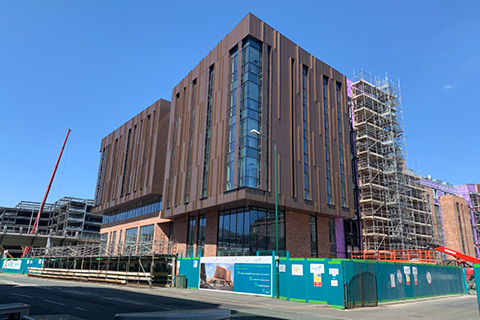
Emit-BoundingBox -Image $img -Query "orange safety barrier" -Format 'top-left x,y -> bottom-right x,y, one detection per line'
351,249 -> 436,264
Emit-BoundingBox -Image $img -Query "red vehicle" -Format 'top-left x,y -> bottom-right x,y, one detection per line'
435,246 -> 478,293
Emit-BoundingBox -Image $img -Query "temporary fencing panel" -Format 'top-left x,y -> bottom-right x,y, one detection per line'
473,264 -> 480,314
178,257 -> 200,289
178,255 -> 466,309
0,258 -> 44,274
278,257 -> 345,308
344,260 -> 377,307
344,260 -> 465,307
178,255 -> 275,296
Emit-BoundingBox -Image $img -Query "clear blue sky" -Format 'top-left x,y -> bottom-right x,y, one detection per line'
1,1 -> 479,207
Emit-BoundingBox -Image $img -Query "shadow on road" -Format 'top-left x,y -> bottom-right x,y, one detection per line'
0,282 -> 284,319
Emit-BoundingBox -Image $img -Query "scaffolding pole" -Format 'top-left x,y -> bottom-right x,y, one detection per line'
351,70 -> 433,251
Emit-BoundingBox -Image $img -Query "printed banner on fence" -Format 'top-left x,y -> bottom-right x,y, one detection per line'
199,256 -> 273,296
2,259 -> 21,270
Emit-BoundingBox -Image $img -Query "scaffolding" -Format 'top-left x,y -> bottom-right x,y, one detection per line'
351,70 -> 433,251
29,240 -> 177,286
468,190 -> 480,249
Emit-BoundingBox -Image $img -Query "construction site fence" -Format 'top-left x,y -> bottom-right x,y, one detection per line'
178,255 -> 467,309
1,258 -> 44,274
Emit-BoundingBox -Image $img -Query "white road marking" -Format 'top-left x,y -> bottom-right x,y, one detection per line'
10,293 -> 34,298
44,299 -> 66,306
75,307 -> 87,311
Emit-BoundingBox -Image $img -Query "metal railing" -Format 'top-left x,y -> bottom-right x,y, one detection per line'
30,240 -> 177,258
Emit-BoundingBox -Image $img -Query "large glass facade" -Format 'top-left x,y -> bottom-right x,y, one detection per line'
226,48 -> 238,191
238,38 -> 262,188
102,200 -> 162,224
217,207 -> 285,256
323,76 -> 332,204
302,66 -> 310,199
202,66 -> 214,198
336,82 -> 346,207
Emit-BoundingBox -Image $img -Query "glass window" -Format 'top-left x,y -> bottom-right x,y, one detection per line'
185,79 -> 197,203
202,66 -> 215,198
238,38 -> 262,189
186,217 -> 196,257
139,224 -> 154,253
167,94 -> 180,208
102,199 -> 162,225
323,76 -> 332,204
226,49 -> 238,191
336,82 -> 346,207
124,227 -> 138,255
217,207 -> 284,256
310,216 -> 318,258
302,66 -> 310,199
329,219 -> 336,257
196,215 -> 206,256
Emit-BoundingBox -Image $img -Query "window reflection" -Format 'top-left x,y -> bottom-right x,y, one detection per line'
217,207 -> 285,256
102,200 -> 162,225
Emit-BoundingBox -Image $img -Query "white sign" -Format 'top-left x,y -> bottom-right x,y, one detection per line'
412,266 -> 418,275
310,264 -> 324,274
397,269 -> 403,284
279,264 -> 286,273
292,264 -> 303,276
4,260 -> 21,270
331,280 -> 338,287
390,274 -> 396,288
404,266 -> 411,275
193,260 -> 198,268
426,271 -> 432,284
329,268 -> 339,276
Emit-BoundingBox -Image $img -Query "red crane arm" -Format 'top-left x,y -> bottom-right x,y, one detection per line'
22,129 -> 71,258
435,246 -> 480,264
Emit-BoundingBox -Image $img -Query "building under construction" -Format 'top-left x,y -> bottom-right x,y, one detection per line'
0,197 -> 101,238
350,70 -> 432,251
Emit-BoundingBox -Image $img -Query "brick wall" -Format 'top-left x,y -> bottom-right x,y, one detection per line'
285,210 -> 310,258
317,215 -> 333,258
156,221 -> 170,242
204,211 -> 218,257
172,216 -> 188,255
440,195 -> 476,257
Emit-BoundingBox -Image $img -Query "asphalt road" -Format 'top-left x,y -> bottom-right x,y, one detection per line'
0,273 -> 478,320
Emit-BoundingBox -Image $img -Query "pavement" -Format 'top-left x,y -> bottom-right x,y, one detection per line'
0,273 -> 478,319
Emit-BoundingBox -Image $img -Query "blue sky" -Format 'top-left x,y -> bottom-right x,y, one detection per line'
1,1 -> 479,207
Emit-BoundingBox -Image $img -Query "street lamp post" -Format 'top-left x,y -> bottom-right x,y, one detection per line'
250,129 -> 279,299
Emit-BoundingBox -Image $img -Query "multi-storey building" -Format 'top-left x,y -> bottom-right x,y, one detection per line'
94,13 -> 359,258
439,195 -> 476,257
420,178 -> 480,258
350,71 -> 433,251
92,99 -> 171,249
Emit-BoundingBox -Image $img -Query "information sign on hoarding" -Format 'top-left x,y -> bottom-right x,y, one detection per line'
199,256 -> 273,296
